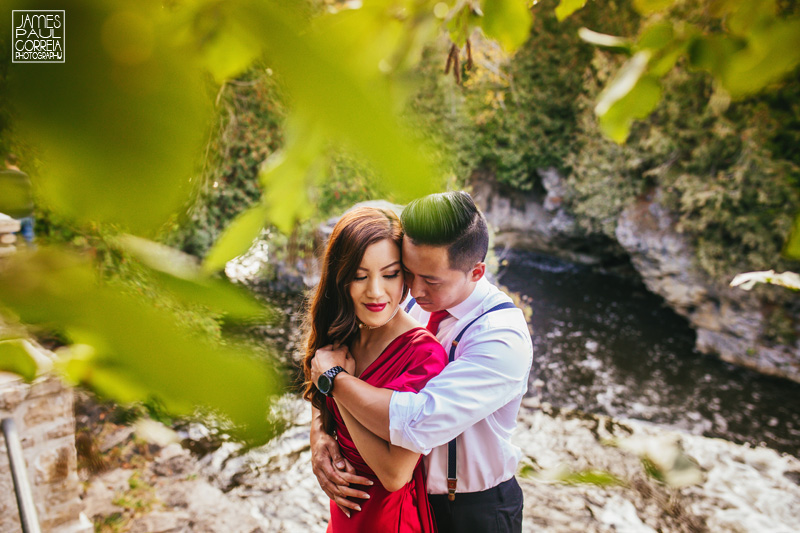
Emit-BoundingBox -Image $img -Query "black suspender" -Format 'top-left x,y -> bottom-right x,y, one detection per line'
407,299 -> 517,501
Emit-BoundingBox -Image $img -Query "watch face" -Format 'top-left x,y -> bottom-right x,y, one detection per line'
318,374 -> 332,395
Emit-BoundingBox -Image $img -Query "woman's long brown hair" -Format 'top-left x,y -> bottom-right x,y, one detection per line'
302,207 -> 406,435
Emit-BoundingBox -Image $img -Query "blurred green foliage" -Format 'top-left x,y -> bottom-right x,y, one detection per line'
561,0 -> 800,261
0,0 -> 533,444
1,0 -> 798,442
0,339 -> 38,382
415,0 -> 799,283
0,248 -> 280,443
167,69 -> 287,259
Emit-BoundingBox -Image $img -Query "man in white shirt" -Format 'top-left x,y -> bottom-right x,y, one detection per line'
310,191 -> 533,532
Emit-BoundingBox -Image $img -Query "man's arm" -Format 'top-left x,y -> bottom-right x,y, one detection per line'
311,347 -> 394,441
390,319 -> 532,453
309,406 -> 373,517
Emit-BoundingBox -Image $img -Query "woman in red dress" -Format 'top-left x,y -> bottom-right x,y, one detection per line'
303,207 -> 446,532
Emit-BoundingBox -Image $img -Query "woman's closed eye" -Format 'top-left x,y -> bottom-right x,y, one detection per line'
384,271 -> 400,279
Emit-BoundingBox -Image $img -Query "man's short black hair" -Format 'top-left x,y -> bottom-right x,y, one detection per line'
401,191 -> 489,272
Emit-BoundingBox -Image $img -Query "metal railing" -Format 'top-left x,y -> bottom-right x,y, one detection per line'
2,417 -> 42,533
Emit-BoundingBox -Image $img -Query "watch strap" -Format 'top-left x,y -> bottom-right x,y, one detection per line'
319,365 -> 346,396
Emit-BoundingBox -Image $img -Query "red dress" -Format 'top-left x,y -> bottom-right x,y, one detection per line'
326,327 -> 446,533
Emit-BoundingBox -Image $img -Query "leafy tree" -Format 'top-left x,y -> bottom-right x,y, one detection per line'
1,0 -> 798,443
556,0 -> 800,258
0,0 -> 533,444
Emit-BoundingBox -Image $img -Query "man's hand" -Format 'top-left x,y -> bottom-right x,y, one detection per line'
311,428 -> 372,517
311,344 -> 351,383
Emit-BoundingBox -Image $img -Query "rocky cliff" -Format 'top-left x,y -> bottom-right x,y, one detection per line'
473,172 -> 800,383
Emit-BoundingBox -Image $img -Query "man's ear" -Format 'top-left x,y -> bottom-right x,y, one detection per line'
469,262 -> 486,282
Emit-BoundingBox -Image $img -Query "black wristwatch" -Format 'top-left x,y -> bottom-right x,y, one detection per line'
317,366 -> 347,397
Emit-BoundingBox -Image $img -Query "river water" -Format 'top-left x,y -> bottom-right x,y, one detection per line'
496,249 -> 800,458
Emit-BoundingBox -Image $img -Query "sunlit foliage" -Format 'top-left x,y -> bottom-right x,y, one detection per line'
0,0 -> 533,443
1,0 -> 798,443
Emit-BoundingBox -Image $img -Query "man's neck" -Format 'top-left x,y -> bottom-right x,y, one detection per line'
447,275 -> 484,310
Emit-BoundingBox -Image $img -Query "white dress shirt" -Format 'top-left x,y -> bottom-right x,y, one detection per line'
389,277 -> 533,494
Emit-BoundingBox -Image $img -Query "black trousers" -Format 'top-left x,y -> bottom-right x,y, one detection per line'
428,477 -> 523,533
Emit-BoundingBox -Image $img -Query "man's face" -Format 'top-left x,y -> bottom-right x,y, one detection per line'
401,239 -> 482,312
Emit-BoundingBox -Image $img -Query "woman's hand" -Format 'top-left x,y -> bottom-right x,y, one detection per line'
311,344 -> 351,383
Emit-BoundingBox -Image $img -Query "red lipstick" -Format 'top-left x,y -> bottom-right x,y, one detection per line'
364,303 -> 387,312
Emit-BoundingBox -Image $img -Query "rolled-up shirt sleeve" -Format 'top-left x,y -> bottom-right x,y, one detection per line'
389,315 -> 532,454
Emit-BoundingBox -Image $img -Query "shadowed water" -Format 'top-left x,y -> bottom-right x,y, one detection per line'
497,249 -> 800,457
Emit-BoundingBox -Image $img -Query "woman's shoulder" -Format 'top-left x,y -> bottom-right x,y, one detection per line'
381,328 -> 446,390
395,326 -> 438,345
393,327 -> 447,360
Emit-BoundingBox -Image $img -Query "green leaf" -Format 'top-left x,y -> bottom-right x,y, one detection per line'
152,273 -> 272,322
253,119 -> 326,235
313,3 -> 421,76
637,22 -> 674,51
784,213 -> 800,260
578,28 -> 631,51
517,462 -> 536,478
595,51 -> 651,117
555,0 -> 588,22
708,0 -> 740,18
641,457 -> 666,482
726,0 -> 777,37
202,203 -> 269,274
0,248 -> 282,444
559,468 -> 625,487
720,17 -> 800,98
447,5 -> 474,48
642,23 -> 698,78
480,0 -> 533,52
260,150 -> 320,235
0,339 -> 39,382
648,45 -> 684,77
117,235 -> 204,281
223,1 -> 441,203
117,235 -> 270,321
0,177 -> 32,218
597,72 -> 662,143
632,0 -> 675,15
687,35 -> 742,79
193,13 -> 263,83
4,0 -> 212,236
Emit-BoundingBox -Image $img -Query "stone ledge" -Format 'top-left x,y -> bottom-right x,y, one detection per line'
0,212 -> 21,234
1,370 -> 84,533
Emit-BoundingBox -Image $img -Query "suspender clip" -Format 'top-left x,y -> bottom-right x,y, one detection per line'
447,478 -> 457,501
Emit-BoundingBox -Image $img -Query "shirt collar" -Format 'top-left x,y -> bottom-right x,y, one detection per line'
447,277 -> 490,320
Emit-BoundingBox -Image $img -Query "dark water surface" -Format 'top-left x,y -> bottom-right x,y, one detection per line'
497,249 -> 800,457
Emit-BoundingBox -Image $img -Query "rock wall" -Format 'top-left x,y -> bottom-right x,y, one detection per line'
615,192 -> 800,381
471,169 -> 629,266
472,172 -> 800,383
0,373 -> 88,532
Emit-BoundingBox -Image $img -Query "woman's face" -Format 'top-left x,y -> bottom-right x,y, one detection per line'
348,238 -> 404,328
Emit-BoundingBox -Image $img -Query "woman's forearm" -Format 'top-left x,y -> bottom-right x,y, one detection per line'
336,401 -> 419,492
